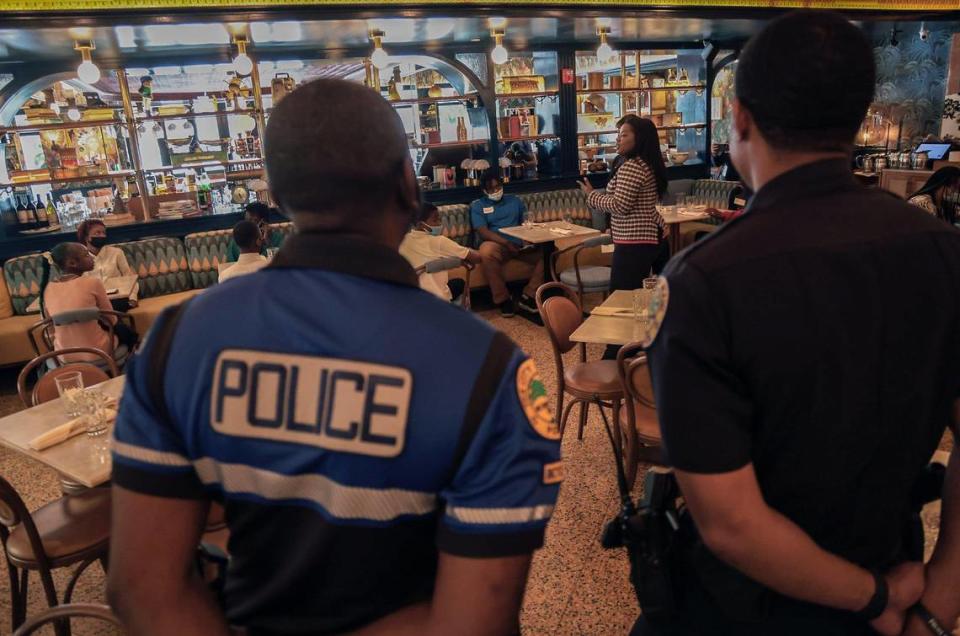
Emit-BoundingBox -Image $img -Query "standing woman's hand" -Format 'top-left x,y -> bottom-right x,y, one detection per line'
578,178 -> 594,194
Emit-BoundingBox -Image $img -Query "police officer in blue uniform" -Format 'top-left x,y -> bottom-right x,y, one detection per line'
107,79 -> 562,636
638,12 -> 960,636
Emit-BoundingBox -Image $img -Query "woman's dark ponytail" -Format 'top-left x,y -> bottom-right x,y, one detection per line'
38,254 -> 51,318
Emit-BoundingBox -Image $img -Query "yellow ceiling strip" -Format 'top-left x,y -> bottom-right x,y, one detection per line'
0,0 -> 957,10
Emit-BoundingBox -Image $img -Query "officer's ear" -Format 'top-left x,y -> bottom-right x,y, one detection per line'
732,99 -> 753,144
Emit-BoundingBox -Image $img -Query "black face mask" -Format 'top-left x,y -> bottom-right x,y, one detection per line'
89,236 -> 108,249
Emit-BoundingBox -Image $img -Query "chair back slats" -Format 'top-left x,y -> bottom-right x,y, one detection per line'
50,308 -> 101,327
13,603 -> 122,635
536,282 -> 583,355
17,348 -> 118,408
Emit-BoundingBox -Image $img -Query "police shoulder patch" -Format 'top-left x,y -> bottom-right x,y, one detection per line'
516,359 -> 560,440
640,276 -> 670,348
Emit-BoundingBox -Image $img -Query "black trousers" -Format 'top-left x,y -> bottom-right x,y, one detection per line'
447,278 -> 466,302
604,239 -> 670,359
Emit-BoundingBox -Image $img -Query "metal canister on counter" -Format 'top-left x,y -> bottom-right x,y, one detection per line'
875,155 -> 887,171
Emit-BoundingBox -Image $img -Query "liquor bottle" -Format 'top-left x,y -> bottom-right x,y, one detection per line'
45,193 -> 60,229
1,189 -> 18,236
456,116 -> 468,142
16,196 -> 33,231
29,196 -> 47,229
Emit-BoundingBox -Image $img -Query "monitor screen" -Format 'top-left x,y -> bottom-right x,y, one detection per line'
914,143 -> 952,160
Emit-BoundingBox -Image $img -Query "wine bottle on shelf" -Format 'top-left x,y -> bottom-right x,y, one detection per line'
16,196 -> 33,231
29,196 -> 47,229
45,193 -> 60,229
1,189 -> 18,236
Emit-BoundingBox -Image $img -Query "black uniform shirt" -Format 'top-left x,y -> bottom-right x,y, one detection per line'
647,158 -> 960,568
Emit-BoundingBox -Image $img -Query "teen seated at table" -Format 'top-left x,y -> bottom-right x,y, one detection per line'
226,202 -> 285,262
400,203 -> 481,302
908,166 -> 959,225
470,174 -> 542,318
77,218 -> 139,310
219,221 -> 269,283
40,242 -> 139,362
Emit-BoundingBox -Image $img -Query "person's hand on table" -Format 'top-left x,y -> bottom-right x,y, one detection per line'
128,299 -> 138,309
578,178 -> 594,194
869,562 -> 925,636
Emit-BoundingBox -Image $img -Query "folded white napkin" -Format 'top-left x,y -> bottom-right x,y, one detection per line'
550,228 -> 574,236
591,306 -> 640,317
29,408 -> 117,451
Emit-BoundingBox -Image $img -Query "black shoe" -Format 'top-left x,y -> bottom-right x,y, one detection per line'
499,298 -> 516,318
517,294 -> 538,315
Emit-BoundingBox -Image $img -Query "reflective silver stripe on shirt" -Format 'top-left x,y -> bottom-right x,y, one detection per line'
193,457 -> 437,521
112,440 -> 193,467
446,504 -> 555,524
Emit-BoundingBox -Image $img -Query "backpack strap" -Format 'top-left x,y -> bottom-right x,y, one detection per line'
444,330 -> 517,482
145,301 -> 191,425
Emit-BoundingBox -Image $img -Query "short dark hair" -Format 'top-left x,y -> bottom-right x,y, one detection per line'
265,78 -> 410,220
735,11 -> 875,152
233,220 -> 261,251
419,202 -> 439,224
76,219 -> 106,244
244,202 -> 270,223
482,172 -> 501,191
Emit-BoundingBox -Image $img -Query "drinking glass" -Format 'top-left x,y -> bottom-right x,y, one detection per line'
78,387 -> 110,437
675,194 -> 687,211
55,372 -> 84,417
643,277 -> 659,291
632,289 -> 644,321
266,247 -> 279,260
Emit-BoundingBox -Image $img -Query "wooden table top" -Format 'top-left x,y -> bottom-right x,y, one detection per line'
26,274 -> 139,315
658,207 -> 710,225
499,221 -> 600,245
571,289 -> 656,346
0,376 -> 125,487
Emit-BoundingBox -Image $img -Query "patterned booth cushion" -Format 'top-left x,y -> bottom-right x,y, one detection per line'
185,229 -> 232,289
117,237 -> 191,299
271,221 -> 295,241
437,204 -> 473,247
691,179 -> 739,209
3,253 -> 49,315
519,190 -> 592,227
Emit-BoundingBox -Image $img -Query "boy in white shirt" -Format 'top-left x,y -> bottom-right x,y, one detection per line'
219,221 -> 268,283
399,203 -> 481,302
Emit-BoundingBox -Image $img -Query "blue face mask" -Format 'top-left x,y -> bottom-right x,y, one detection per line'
428,224 -> 443,236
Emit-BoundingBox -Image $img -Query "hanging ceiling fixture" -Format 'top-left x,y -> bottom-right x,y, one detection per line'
74,40 -> 101,84
596,27 -> 613,59
490,29 -> 509,65
232,35 -> 254,76
369,30 -> 389,69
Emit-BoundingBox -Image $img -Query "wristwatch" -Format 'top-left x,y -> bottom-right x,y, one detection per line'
911,603 -> 951,636
854,569 -> 888,622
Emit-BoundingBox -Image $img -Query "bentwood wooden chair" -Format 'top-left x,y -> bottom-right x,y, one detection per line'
0,474 -> 110,634
550,234 -> 613,303
17,348 -> 118,409
536,282 -> 623,440
13,603 -> 121,635
616,343 -> 666,488
414,256 -> 474,309
29,308 -> 136,368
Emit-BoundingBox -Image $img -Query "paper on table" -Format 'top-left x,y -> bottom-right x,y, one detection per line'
591,306 -> 641,317
550,228 -> 574,236
28,408 -> 117,451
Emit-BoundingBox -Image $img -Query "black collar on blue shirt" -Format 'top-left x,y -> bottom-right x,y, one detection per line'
268,232 -> 419,288
744,158 -> 858,214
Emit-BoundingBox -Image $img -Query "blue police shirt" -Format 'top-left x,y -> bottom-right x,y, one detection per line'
470,194 -> 526,245
111,234 -> 562,634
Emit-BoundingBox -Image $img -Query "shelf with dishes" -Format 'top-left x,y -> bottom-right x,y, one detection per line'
411,140 -> 490,150
129,108 -> 259,124
0,119 -> 123,134
499,134 -> 560,143
575,85 -> 706,95
495,91 -> 560,101
577,123 -> 707,136
386,92 -> 480,106
0,170 -> 135,188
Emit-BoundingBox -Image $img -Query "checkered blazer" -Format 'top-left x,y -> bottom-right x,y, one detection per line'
588,158 -> 664,244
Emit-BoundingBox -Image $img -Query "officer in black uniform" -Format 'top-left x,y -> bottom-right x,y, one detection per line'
637,11 -> 960,636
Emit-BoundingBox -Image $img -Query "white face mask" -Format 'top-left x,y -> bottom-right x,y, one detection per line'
487,190 -> 504,202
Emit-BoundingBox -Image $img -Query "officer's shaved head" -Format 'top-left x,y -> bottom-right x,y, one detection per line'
265,78 -> 417,231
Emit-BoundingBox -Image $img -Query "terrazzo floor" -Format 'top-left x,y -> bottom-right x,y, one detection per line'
0,299 -> 950,635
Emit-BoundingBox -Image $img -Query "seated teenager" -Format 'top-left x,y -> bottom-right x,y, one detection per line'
226,202 -> 285,262
908,166 -> 959,224
470,174 -> 543,318
399,203 -> 481,303
41,242 -> 139,362
219,221 -> 269,283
